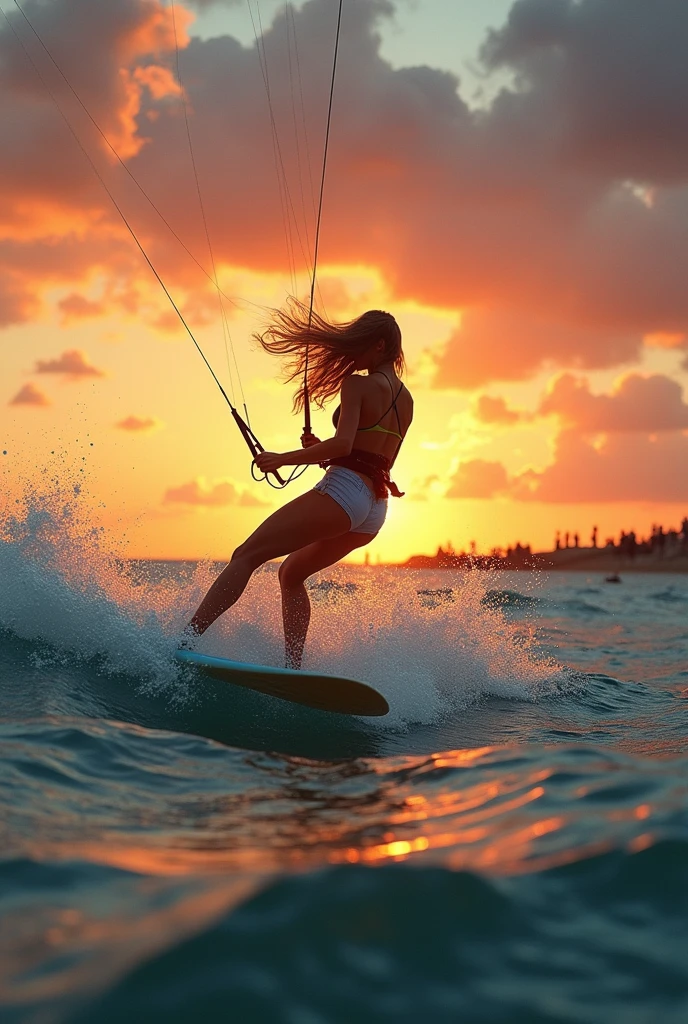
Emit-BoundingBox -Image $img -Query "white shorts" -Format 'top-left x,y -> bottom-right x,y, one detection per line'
313,466 -> 388,535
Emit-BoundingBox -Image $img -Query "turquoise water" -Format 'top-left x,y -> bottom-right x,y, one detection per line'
1,495 -> 688,1022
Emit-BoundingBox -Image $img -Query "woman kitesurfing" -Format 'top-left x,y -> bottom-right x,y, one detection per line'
166,0 -> 415,674
181,299 -> 413,669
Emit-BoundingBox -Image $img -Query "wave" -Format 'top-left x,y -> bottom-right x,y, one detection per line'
3,717 -> 686,877
2,711 -> 687,1021
555,598 -> 610,616
4,839 -> 687,1024
78,844 -> 688,1024
650,587 -> 688,605
0,478 -> 568,749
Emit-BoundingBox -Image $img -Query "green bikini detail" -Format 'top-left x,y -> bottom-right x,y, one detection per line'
332,371 -> 405,440
325,371 -> 407,500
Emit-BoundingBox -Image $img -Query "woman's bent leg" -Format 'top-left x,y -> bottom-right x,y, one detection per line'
188,550 -> 258,636
278,532 -> 373,669
186,490 -> 352,638
279,575 -> 311,670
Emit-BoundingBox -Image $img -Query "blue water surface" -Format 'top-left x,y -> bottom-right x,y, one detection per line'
1,523 -> 688,1023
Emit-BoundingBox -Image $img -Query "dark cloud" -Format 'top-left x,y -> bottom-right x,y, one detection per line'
9,381 -> 50,406
34,349 -> 105,379
482,0 -> 688,183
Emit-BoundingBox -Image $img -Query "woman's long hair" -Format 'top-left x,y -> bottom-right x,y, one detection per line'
255,298 -> 404,412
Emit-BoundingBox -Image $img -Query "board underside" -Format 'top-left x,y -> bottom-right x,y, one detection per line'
175,649 -> 389,717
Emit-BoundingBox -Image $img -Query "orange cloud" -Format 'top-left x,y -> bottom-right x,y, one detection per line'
34,349 -> 105,380
433,312 -> 641,390
151,310 -> 185,335
163,477 -> 269,507
473,394 -> 522,425
645,331 -> 686,349
59,294 -> 107,324
2,0 -> 688,386
454,370 -> 688,502
132,64 -> 179,102
116,415 -> 161,431
472,372 -> 688,435
513,431 -> 688,504
446,459 -> 510,499
9,382 -> 50,407
540,373 -> 688,432
446,430 -> 688,504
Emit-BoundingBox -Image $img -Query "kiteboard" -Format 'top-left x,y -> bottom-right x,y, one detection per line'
175,649 -> 389,717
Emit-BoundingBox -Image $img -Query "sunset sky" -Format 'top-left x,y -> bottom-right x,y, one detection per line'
2,0 -> 688,562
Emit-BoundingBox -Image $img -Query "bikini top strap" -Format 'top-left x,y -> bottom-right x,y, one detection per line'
370,371 -> 405,432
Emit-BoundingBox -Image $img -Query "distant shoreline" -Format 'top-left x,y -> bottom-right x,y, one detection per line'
393,548 -> 688,574
126,552 -> 688,574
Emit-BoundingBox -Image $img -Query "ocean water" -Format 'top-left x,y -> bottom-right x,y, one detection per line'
2,487 -> 688,1023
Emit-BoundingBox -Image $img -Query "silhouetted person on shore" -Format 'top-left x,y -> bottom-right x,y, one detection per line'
591,525 -> 598,548
555,531 -> 561,551
564,532 -> 570,549
574,532 -> 579,548
655,525 -> 666,559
